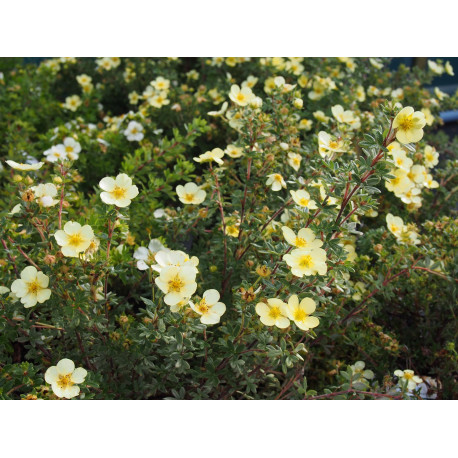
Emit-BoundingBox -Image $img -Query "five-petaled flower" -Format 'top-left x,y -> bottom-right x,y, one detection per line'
54,221 -> 95,257
11,266 -> 51,308
190,289 -> 226,325
99,173 -> 139,207
45,358 -> 87,399
176,182 -> 206,205
393,106 -> 426,144
285,295 -> 320,331
255,298 -> 290,329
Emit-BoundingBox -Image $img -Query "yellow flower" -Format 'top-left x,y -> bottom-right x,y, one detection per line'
287,152 -> 302,171
385,169 -> 414,196
318,131 -> 346,157
155,265 -> 197,306
290,190 -> 317,210
148,91 -> 170,108
10,266 -> 51,308
5,160 -> 44,171
32,183 -> 59,207
283,247 -> 327,277
189,289 -> 226,325
386,213 -> 405,238
99,173 -> 139,207
255,299 -> 290,328
194,148 -> 225,166
63,95 -> 82,112
281,226 -> 323,249
224,144 -> 244,158
151,76 -> 170,91
286,295 -> 319,331
176,182 -> 206,205
394,369 -> 422,391
54,221 -> 94,258
393,107 -> 426,144
225,224 -> 240,238
229,84 -> 254,107
421,108 -> 434,126
266,173 -> 286,191
390,148 -> 413,171
45,359 -> 87,399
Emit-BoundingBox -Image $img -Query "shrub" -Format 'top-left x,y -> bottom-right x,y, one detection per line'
0,57 -> 456,400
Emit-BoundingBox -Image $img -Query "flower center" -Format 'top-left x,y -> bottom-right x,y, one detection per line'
112,186 -> 127,200
65,146 -> 74,153
390,224 -> 399,233
268,306 -> 281,320
299,198 -> 309,207
294,309 -> 307,322
403,372 -> 413,380
184,193 -> 195,203
68,233 -> 84,247
197,299 -> 209,314
57,374 -> 73,389
168,275 -> 184,292
399,116 -> 414,131
27,280 -> 40,294
298,255 -> 313,268
295,237 -> 308,248
329,141 -> 339,149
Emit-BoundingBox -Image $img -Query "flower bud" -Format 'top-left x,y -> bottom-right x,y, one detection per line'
293,98 -> 303,109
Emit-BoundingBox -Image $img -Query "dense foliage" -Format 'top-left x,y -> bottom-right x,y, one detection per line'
0,57 -> 456,400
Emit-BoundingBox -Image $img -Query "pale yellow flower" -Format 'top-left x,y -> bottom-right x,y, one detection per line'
393,107 -> 426,144
194,148 -> 224,166
283,247 -> 327,277
286,295 -> 319,331
281,226 -> 323,249
266,173 -> 286,191
255,299 -> 290,328
10,266 -> 51,308
189,289 -> 226,325
99,173 -> 139,207
54,221 -> 95,257
290,190 -> 318,210
176,182 -> 206,205
45,359 -> 87,399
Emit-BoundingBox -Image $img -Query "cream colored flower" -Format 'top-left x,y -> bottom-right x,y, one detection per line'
224,144 -> 244,158
190,289 -> 226,325
369,58 -> 383,69
194,148 -> 224,166
423,173 -> 439,189
390,148 -> 413,171
290,190 -> 317,210
266,173 -> 286,191
176,182 -> 206,205
394,369 -> 422,391
331,105 -> 361,130
242,75 -> 258,89
318,131 -> 346,157
45,359 -> 87,399
99,173 -> 139,207
428,60 -> 444,75
10,266 -> 51,308
421,108 -> 434,126
134,239 -> 168,271
62,137 -> 81,160
207,102 -> 228,117
281,226 -> 323,249
63,95 -> 82,112
407,165 -> 427,184
255,299 -> 290,328
445,61 -> 454,76
385,169 -> 414,196
287,152 -> 302,171
393,107 -> 426,144
424,145 -> 439,168
33,183 -> 59,207
148,91 -> 170,108
155,265 -> 197,306
44,145 -> 67,163
286,295 -> 319,331
151,76 -> 170,91
152,249 -> 199,274
5,160 -> 44,171
283,247 -> 327,277
386,213 -> 405,238
123,121 -> 144,142
350,361 -> 374,382
229,84 -> 254,107
54,221 -> 95,257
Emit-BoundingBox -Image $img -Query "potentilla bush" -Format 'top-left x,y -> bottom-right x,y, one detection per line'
0,57 -> 457,400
